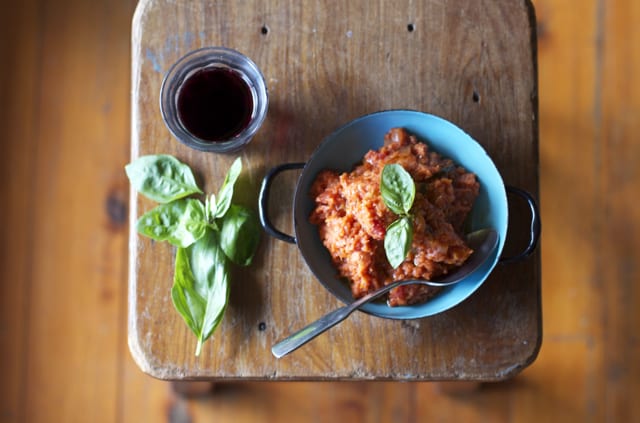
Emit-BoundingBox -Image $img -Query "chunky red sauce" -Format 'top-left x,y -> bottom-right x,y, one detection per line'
310,128 -> 480,306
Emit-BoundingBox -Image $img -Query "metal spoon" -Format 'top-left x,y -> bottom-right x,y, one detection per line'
271,228 -> 499,358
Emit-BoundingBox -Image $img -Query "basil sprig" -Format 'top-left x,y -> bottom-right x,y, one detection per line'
126,155 -> 260,356
380,164 -> 416,268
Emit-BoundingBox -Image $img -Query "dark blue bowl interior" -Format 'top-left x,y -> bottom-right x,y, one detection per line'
293,110 -> 507,319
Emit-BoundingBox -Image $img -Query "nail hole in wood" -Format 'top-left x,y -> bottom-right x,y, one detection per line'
472,91 -> 480,103
261,25 -> 269,35
258,322 -> 267,331
407,23 -> 415,32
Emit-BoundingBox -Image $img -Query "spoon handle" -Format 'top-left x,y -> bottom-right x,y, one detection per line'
271,281 -> 409,358
271,305 -> 355,358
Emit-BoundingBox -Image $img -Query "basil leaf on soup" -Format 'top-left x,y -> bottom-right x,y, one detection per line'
380,164 -> 415,215
213,157 -> 242,219
135,198 -> 207,248
384,216 -> 414,269
125,154 -> 202,203
219,205 -> 261,266
171,229 -> 230,356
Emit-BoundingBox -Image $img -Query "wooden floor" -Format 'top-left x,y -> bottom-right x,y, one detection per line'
0,0 -> 638,421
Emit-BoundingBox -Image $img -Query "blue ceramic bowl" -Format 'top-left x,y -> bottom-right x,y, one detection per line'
260,110 -> 530,319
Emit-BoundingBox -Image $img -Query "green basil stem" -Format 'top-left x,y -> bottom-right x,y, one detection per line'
196,337 -> 204,356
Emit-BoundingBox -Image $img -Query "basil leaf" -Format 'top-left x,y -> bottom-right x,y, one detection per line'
171,248 -> 207,337
384,216 -> 414,269
380,164 -> 416,215
125,154 -> 202,203
187,229 -> 230,355
135,199 -> 207,248
171,229 -> 230,356
219,205 -> 261,266
213,157 -> 242,219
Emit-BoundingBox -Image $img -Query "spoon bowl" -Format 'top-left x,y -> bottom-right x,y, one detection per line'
272,228 -> 499,358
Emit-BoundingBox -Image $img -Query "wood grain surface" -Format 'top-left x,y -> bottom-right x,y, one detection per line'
2,0 -> 639,421
130,0 -> 540,380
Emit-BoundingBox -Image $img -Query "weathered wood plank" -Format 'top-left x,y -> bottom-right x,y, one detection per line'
598,1 -> 640,420
0,1 -> 39,421
5,0 -> 135,421
530,0 -> 602,420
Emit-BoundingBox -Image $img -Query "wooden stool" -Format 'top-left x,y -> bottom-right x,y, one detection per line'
129,0 -> 541,383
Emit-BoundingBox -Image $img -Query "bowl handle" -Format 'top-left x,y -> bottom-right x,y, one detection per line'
499,186 -> 541,263
258,162 -> 306,244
